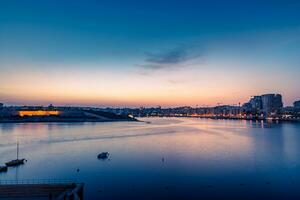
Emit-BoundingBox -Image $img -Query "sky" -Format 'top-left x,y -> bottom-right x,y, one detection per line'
0,0 -> 300,107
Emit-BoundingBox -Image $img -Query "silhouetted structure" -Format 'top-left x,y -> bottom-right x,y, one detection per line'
261,94 -> 283,115
294,100 -> 300,109
242,93 -> 283,117
0,180 -> 84,200
0,106 -> 137,123
249,96 -> 263,111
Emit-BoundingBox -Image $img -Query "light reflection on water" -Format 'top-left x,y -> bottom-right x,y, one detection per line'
1,118 -> 300,199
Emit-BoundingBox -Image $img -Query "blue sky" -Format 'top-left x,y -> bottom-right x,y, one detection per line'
0,0 -> 300,107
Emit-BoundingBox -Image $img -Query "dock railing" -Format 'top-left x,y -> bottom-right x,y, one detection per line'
0,179 -> 77,185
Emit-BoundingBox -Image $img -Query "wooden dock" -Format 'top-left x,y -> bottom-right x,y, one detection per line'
0,180 -> 84,200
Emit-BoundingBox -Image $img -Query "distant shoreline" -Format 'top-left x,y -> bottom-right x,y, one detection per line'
139,116 -> 300,123
0,119 -> 138,123
0,108 -> 138,123
0,117 -> 138,124
1,116 -> 299,124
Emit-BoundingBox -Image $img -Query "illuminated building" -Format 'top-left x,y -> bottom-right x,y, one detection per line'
18,110 -> 60,117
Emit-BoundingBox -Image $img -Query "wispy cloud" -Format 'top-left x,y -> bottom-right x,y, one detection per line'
138,44 -> 203,71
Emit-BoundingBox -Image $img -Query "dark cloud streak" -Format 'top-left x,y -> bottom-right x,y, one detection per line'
138,45 -> 203,71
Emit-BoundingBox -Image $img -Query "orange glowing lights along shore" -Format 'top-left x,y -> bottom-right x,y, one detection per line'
18,110 -> 60,117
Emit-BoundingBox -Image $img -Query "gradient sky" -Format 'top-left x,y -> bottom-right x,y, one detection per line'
1,0 -> 300,107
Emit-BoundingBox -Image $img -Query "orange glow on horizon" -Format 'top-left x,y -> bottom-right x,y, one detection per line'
0,66 -> 297,107
19,110 -> 60,117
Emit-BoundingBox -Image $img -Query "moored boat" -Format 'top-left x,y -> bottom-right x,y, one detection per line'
5,159 -> 25,167
97,152 -> 109,159
6,142 -> 26,167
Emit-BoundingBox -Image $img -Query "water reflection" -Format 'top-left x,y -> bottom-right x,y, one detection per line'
0,123 -> 15,132
1,118 -> 300,199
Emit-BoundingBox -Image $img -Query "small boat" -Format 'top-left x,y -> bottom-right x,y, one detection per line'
97,152 -> 109,159
0,166 -> 8,172
6,142 -> 26,167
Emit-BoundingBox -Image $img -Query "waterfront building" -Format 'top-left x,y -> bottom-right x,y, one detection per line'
249,96 -> 262,111
294,100 -> 300,108
18,110 -> 60,117
243,96 -> 263,115
242,102 -> 252,111
48,104 -> 55,110
261,94 -> 283,115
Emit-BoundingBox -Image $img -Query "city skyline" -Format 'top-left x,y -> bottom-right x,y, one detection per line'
1,93 -> 298,110
1,0 -> 300,107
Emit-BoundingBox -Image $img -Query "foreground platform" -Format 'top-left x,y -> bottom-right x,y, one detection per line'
0,180 -> 84,200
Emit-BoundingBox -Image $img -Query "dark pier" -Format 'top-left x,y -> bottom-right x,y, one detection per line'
0,179 -> 84,200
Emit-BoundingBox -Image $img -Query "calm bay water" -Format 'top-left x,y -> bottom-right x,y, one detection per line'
1,118 -> 300,199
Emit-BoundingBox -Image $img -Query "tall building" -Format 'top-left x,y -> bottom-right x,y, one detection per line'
249,96 -> 262,111
243,94 -> 283,116
261,94 -> 283,115
0,103 -> 3,109
294,100 -> 300,108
